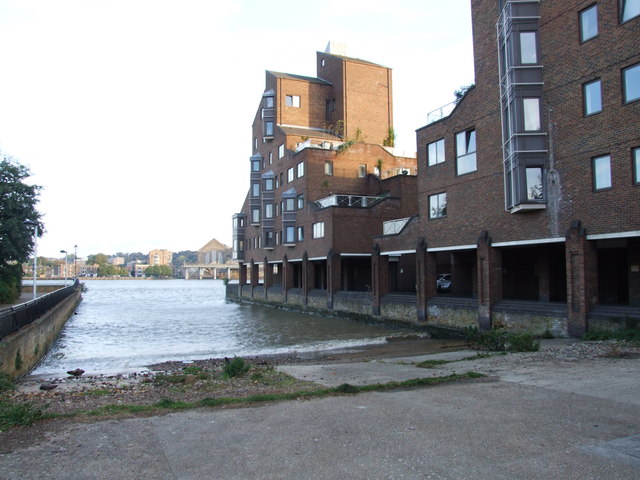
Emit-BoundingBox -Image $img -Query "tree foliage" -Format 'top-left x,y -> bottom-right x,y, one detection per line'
145,265 -> 173,278
0,155 -> 43,303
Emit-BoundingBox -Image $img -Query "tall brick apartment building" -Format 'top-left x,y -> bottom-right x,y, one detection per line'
231,48 -> 417,312
376,0 -> 639,336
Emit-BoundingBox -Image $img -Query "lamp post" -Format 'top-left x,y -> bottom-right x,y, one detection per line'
74,244 -> 78,280
60,250 -> 68,286
23,220 -> 38,300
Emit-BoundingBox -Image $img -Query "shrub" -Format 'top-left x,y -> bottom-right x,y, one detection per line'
464,326 -> 540,352
0,401 -> 48,431
584,328 -> 640,341
222,357 -> 250,379
0,373 -> 15,392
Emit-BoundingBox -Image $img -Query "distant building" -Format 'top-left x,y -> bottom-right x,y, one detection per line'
109,256 -> 125,266
149,249 -> 172,266
197,238 -> 232,264
133,263 -> 149,278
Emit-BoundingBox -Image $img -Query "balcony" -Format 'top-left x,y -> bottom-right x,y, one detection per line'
315,193 -> 388,209
383,217 -> 412,235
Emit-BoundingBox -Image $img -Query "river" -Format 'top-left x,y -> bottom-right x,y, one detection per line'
32,279 -> 405,375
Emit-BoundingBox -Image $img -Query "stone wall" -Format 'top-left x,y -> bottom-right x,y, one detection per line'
0,289 -> 82,379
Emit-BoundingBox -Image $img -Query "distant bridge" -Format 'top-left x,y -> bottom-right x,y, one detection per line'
182,263 -> 240,280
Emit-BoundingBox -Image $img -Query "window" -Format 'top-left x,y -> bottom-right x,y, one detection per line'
427,139 -> 445,166
285,226 -> 295,244
264,178 -> 274,191
633,148 -> 640,184
251,183 -> 260,197
275,175 -> 280,189
623,63 -> 640,103
297,226 -> 304,241
287,167 -> 294,182
297,161 -> 304,178
278,144 -> 285,158
593,155 -> 612,190
264,96 -> 274,108
265,121 -> 274,136
583,79 -> 602,115
264,203 -> 274,219
297,193 -> 304,210
580,5 -> 598,42
519,31 -> 538,64
523,98 -> 541,131
286,95 -> 300,107
251,208 -> 260,223
621,0 -> 640,22
525,167 -> 544,200
269,152 -> 273,164
324,161 -> 333,176
358,165 -> 367,178
284,198 -> 295,211
312,222 -> 325,239
429,193 -> 447,219
251,159 -> 261,172
456,129 -> 477,175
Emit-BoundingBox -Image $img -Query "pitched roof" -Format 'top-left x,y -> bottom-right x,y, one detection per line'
267,71 -> 332,85
198,238 -> 230,253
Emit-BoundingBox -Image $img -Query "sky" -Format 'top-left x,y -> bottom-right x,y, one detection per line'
0,0 -> 474,259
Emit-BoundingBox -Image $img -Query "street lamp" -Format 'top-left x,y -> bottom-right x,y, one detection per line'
60,250 -> 68,286
23,220 -> 38,300
74,244 -> 78,280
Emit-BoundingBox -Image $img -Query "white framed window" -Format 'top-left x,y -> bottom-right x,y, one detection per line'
264,178 -> 274,191
525,167 -> 544,200
580,5 -> 598,42
265,121 -> 274,136
275,231 -> 280,245
456,129 -> 477,175
287,167 -> 294,183
427,138 -> 445,166
286,95 -> 300,107
583,79 -> 602,115
358,164 -> 367,178
297,226 -> 304,241
523,98 -> 541,131
285,226 -> 295,244
312,222 -> 325,239
623,63 -> 640,103
519,31 -> 538,64
621,0 -> 640,23
269,152 -> 273,164
429,192 -> 447,219
324,161 -> 333,176
297,193 -> 304,210
278,144 -> 285,158
593,155 -> 612,191
284,198 -> 295,211
264,203 -> 274,219
297,161 -> 304,178
251,159 -> 261,172
251,183 -> 260,197
632,147 -> 640,184
251,208 -> 260,224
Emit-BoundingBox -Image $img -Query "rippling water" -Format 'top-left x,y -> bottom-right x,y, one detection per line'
33,279 -> 403,375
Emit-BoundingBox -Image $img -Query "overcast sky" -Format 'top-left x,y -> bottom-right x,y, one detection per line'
0,0 -> 474,259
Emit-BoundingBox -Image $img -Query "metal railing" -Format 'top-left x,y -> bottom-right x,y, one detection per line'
0,280 -> 79,339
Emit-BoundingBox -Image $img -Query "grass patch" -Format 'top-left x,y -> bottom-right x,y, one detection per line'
0,373 -> 15,392
464,326 -> 540,352
584,328 -> 640,342
154,373 -> 188,385
415,359 -> 449,369
222,357 -> 251,379
0,400 -> 50,431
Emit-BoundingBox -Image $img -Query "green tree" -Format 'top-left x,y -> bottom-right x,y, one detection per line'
145,265 -> 173,278
87,253 -> 108,265
0,155 -> 43,303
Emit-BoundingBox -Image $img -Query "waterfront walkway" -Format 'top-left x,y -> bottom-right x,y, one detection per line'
1,340 -> 639,479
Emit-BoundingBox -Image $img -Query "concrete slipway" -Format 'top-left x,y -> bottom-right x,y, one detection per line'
0,340 -> 639,479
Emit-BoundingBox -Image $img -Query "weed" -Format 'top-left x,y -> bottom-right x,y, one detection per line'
0,400 -> 49,431
0,373 -> 15,392
182,366 -> 203,375
334,383 -> 359,394
154,398 -> 191,410
222,357 -> 251,379
154,373 -> 187,385
584,328 -> 640,341
415,359 -> 449,369
464,326 -> 540,352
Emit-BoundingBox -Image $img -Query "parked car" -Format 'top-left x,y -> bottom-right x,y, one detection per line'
436,274 -> 452,292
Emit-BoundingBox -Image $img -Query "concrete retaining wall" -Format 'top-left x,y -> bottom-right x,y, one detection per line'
0,290 -> 82,379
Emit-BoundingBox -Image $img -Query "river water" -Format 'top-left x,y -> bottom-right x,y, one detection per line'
33,279 -> 404,375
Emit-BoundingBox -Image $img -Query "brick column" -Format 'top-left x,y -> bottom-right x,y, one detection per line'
565,221 -> 598,337
282,255 -> 294,303
416,238 -> 437,322
371,244 -> 389,315
263,258 -> 273,299
250,260 -> 259,298
477,231 -> 502,330
239,263 -> 247,297
327,249 -> 341,309
302,252 -> 312,305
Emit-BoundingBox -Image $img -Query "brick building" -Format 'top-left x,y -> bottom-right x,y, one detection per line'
149,249 -> 173,266
231,47 -> 417,310
376,0 -> 639,336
